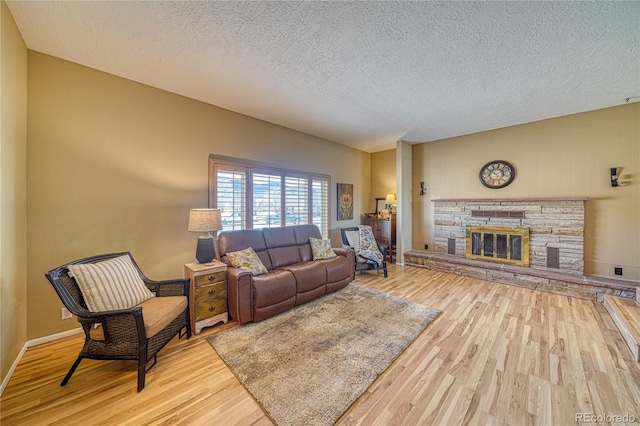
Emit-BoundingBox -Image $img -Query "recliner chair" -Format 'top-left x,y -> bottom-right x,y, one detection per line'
340,226 -> 388,278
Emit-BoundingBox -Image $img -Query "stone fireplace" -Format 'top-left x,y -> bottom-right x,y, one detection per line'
433,198 -> 586,274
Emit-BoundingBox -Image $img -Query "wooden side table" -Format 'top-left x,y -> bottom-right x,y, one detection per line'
184,260 -> 228,334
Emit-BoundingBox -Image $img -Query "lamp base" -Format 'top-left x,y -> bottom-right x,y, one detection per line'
195,236 -> 215,264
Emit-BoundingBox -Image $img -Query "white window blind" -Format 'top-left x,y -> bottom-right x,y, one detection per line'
215,166 -> 246,231
209,156 -> 331,238
285,175 -> 309,227
253,172 -> 282,229
312,179 -> 329,237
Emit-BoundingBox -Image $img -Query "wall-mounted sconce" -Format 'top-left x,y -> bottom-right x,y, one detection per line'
611,167 -> 619,187
419,182 -> 425,195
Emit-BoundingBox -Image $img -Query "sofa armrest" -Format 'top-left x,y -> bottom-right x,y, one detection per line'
334,246 -> 355,263
340,244 -> 357,257
226,267 -> 255,325
333,246 -> 350,257
334,247 -> 356,281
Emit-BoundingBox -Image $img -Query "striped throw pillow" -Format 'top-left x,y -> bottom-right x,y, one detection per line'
69,255 -> 154,312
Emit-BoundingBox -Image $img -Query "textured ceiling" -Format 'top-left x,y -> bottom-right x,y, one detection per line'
7,1 -> 640,152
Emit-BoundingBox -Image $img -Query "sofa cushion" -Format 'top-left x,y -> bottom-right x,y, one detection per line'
293,225 -> 323,261
318,255 -> 352,283
90,295 -> 187,339
263,227 -> 302,268
267,246 -> 302,268
263,226 -> 297,247
136,296 -> 188,337
252,270 -> 297,308
69,254 -> 154,312
253,298 -> 296,323
278,261 -> 326,293
227,247 -> 269,276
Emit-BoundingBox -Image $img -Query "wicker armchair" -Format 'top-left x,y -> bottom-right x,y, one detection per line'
340,227 -> 388,278
45,252 -> 191,392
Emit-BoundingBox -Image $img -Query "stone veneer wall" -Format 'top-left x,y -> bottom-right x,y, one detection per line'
433,198 -> 587,274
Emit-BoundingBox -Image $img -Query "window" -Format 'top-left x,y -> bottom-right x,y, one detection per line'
209,155 -> 330,237
252,172 -> 282,228
284,175 -> 308,226
216,168 -> 246,230
312,179 -> 328,232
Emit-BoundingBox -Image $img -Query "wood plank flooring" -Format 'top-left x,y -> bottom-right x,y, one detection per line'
2,265 -> 639,425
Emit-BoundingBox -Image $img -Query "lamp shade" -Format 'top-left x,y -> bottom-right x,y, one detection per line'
385,193 -> 396,205
188,209 -> 222,264
187,209 -> 222,233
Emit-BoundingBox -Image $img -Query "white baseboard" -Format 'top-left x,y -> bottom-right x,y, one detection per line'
27,327 -> 82,348
1,342 -> 28,396
1,327 -> 82,396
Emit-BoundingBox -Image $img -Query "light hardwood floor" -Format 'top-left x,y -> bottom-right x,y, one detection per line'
2,265 -> 639,425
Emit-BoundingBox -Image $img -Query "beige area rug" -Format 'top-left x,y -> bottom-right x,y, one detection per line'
207,283 -> 441,426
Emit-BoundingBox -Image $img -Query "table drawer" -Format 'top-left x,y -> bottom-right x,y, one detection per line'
195,282 -> 227,301
194,271 -> 226,287
195,297 -> 227,322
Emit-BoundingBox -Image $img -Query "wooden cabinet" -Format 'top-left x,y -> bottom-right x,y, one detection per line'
184,261 -> 228,334
363,213 -> 396,263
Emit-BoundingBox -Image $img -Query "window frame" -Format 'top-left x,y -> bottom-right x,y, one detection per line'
208,155 -> 331,238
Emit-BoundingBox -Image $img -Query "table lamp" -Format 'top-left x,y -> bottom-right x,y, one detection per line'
385,193 -> 396,211
187,208 -> 222,264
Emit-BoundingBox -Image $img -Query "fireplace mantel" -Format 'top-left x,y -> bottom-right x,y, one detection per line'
432,197 -> 588,202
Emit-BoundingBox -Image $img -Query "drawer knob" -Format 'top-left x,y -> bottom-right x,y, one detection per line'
208,289 -> 216,296
208,306 -> 216,312
208,275 -> 215,282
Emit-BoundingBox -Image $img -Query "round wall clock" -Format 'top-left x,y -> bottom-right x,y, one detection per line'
479,160 -> 515,189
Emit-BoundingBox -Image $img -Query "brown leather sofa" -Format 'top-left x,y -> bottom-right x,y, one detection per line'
217,224 -> 355,325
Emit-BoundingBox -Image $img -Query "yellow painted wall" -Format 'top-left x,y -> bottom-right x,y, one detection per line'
27,52 -> 371,339
412,103 -> 640,281
1,0 -> 28,384
370,149 -> 397,212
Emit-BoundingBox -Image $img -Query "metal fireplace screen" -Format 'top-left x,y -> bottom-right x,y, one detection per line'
465,226 -> 530,267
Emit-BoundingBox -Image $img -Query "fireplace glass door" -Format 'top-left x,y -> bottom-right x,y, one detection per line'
466,226 -> 529,267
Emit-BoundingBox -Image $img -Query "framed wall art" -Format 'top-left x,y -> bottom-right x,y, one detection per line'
337,183 -> 353,221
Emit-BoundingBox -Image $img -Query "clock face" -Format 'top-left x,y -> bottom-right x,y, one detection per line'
479,160 -> 515,189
